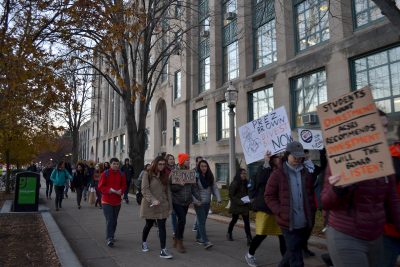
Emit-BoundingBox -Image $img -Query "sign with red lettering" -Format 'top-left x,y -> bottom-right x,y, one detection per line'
239,106 -> 292,164
317,87 -> 394,186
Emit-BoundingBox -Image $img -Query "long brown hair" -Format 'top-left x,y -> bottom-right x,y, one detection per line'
149,156 -> 168,186
196,160 -> 214,185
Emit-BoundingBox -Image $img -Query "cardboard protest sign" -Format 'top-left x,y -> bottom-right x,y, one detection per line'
170,170 -> 196,185
317,87 -> 394,186
239,106 -> 292,164
298,128 -> 324,150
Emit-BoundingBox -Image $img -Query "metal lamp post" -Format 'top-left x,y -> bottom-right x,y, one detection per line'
224,82 -> 238,185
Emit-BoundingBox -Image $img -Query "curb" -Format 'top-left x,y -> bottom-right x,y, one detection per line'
41,211 -> 83,267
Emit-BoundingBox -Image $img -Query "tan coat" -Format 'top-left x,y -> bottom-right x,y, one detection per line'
140,171 -> 172,219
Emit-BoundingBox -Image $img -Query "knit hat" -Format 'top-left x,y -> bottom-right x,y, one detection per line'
177,153 -> 190,166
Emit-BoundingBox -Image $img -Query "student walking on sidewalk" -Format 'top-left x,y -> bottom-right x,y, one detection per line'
245,151 -> 286,267
50,161 -> 72,211
98,158 -> 127,247
169,153 -> 201,253
265,141 -> 316,267
227,168 -> 252,245
194,159 -> 221,249
140,156 -> 173,259
71,163 -> 88,209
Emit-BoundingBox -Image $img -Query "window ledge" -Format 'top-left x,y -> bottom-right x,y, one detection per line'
217,139 -> 229,146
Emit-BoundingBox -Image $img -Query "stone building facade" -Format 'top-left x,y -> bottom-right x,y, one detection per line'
83,0 -> 400,182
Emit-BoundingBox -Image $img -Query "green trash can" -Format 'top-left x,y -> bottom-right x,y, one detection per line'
14,171 -> 40,212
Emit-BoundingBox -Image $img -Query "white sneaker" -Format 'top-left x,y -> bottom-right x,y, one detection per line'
160,248 -> 173,259
245,253 -> 257,267
142,242 -> 149,252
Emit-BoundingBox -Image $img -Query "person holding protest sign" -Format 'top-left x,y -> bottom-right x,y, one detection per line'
169,153 -> 201,253
194,159 -> 221,249
227,168 -> 252,246
245,151 -> 286,267
140,156 -> 173,259
322,107 -> 400,267
377,109 -> 400,267
265,141 -> 316,267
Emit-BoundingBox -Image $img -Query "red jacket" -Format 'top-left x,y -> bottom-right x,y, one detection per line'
99,169 -> 127,206
384,144 -> 400,238
265,162 -> 316,230
322,166 -> 400,241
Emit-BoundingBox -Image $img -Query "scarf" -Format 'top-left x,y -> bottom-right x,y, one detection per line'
198,172 -> 209,189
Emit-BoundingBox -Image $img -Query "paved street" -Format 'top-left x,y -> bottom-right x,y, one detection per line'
40,179 -> 327,267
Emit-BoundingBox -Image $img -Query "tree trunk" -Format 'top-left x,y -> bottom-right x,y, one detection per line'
124,102 -> 146,180
72,128 -> 79,165
372,0 -> 400,35
5,149 -> 11,194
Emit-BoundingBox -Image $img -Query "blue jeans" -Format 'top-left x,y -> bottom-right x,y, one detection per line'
382,236 -> 400,267
124,179 -> 131,200
171,210 -> 177,234
280,227 -> 308,267
194,203 -> 210,243
102,204 -> 121,241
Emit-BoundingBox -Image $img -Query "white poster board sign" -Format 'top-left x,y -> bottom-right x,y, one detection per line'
297,128 -> 324,150
239,106 -> 292,164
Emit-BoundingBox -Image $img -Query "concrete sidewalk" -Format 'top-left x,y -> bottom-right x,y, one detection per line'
40,180 -> 327,267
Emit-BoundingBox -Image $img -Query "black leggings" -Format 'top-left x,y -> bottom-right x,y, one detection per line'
45,179 -> 53,197
54,185 -> 65,208
249,234 -> 287,256
228,214 -> 251,237
142,219 -> 167,249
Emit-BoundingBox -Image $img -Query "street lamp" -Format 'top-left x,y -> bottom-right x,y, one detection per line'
224,82 -> 238,185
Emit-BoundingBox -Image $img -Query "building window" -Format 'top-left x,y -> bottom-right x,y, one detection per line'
199,0 -> 210,93
254,0 -> 277,69
200,57 -> 211,93
224,41 -> 239,81
295,0 -> 330,51
293,69 -> 327,126
107,139 -> 112,157
248,86 -> 274,121
173,119 -> 180,146
223,0 -> 239,82
217,101 -> 236,140
114,136 -> 119,156
352,45 -> 400,114
353,0 -> 384,28
120,134 -> 126,152
174,70 -> 182,99
216,163 -> 229,183
193,107 -> 208,143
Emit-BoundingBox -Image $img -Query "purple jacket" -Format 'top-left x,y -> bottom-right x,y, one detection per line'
322,166 -> 400,241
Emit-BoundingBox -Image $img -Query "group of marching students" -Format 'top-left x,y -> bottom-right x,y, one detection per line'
37,109 -> 400,267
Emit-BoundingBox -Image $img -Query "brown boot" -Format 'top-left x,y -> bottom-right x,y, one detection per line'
173,236 -> 177,248
176,239 -> 186,253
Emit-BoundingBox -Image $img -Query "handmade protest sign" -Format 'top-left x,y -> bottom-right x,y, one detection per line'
170,170 -> 196,185
239,106 -> 292,164
317,87 -> 394,186
298,128 -> 324,150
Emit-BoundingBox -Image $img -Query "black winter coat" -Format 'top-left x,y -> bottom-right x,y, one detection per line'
229,179 -> 250,215
250,165 -> 273,213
